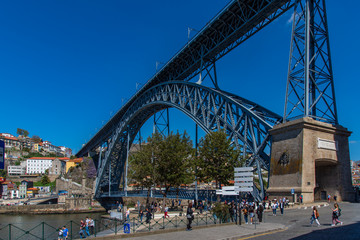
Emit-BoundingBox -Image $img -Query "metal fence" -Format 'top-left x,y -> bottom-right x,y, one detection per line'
0,212 -> 239,240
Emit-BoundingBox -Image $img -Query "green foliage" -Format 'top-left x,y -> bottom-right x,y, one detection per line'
31,135 -> 42,143
129,131 -> 195,196
22,147 -> 31,152
0,169 -> 7,177
211,202 -> 231,223
17,128 -> 29,137
25,152 -> 58,158
15,161 -> 21,166
34,180 -> 56,191
155,131 -> 195,194
197,131 -> 240,188
41,175 -> 50,185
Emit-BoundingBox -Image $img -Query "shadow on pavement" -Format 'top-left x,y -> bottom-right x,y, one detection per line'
291,222 -> 360,240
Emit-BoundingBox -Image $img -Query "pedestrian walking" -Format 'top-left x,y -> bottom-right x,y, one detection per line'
139,210 -> 144,222
62,226 -> 68,239
58,227 -> 63,240
334,195 -> 337,202
186,202 -> 194,231
279,199 -> 284,215
257,203 -> 264,222
248,204 -> 255,224
328,194 -> 331,203
164,205 -> 169,218
331,203 -> 343,226
85,217 -> 90,236
242,204 -> 249,224
79,220 -> 87,239
272,201 -> 278,216
126,209 -> 130,222
88,218 -> 94,235
145,208 -> 152,224
310,206 -> 321,226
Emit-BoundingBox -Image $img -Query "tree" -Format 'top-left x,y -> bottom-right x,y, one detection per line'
17,128 -> 29,137
154,131 -> 194,207
129,132 -> 163,204
41,174 -> 50,185
0,169 -> 7,177
197,131 -> 240,190
31,135 -> 42,143
129,131 -> 194,208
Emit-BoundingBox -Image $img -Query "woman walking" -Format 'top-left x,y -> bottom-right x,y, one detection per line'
310,206 -> 321,226
186,202 -> 194,231
331,203 -> 343,226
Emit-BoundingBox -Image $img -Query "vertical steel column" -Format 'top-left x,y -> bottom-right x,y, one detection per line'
304,0 -> 311,117
97,146 -> 103,174
108,162 -> 111,196
124,132 -> 130,197
195,124 -> 198,202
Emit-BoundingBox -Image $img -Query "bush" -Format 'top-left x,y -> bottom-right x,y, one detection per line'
211,202 -> 230,223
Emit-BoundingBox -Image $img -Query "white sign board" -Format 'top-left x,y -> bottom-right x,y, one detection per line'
235,187 -> 253,192
234,167 -> 254,193
318,138 -> 337,151
234,182 -> 253,187
216,186 -> 238,196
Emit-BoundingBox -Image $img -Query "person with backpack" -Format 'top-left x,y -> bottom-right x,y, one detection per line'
331,203 -> 343,226
242,204 -> 249,224
310,206 -> 321,226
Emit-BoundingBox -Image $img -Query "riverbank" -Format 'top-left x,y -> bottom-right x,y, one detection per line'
0,204 -> 106,214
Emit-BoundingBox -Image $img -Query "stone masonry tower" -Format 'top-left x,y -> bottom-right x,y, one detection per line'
267,0 -> 354,202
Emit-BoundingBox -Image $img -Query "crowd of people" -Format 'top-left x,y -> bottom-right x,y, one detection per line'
109,195 -> 345,233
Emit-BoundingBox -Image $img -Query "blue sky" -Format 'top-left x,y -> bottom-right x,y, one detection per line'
1,1 -> 359,160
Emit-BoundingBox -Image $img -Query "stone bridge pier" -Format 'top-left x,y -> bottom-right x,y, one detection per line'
267,117 -> 354,203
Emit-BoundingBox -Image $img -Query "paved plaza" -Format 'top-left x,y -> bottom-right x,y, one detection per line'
90,202 -> 360,240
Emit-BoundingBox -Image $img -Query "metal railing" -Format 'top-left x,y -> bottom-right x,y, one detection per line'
0,212 -> 240,240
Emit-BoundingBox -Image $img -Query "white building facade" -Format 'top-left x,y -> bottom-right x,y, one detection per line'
26,158 -> 53,174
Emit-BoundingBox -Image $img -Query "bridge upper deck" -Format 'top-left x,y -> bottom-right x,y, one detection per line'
77,0 -> 293,157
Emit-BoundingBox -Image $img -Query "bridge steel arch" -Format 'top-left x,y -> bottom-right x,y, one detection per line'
94,81 -> 281,201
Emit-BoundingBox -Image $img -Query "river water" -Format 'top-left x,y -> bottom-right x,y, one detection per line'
0,212 -> 106,239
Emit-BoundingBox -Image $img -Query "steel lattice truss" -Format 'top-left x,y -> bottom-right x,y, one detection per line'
284,0 -> 337,123
94,82 -> 281,200
77,0 -> 294,158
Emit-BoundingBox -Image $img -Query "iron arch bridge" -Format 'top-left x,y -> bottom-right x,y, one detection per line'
93,81 -> 281,202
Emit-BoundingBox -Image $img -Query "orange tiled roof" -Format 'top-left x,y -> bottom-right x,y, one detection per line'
28,157 -> 70,160
68,158 -> 83,163
2,136 -> 18,141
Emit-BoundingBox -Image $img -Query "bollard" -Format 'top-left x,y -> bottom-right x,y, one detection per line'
42,222 -> 45,240
94,220 -> 97,237
70,220 -> 73,240
114,218 -> 117,235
